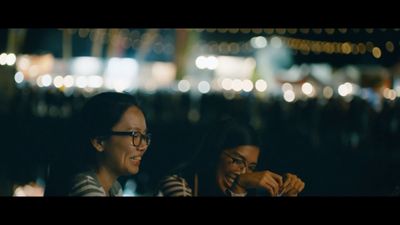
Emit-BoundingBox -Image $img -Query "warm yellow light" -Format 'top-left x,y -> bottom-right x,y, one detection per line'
324,28 -> 335,34
372,47 -> 382,58
312,28 -> 322,34
341,42 -> 352,54
385,41 -> 394,52
287,28 -> 298,34
365,28 -> 374,34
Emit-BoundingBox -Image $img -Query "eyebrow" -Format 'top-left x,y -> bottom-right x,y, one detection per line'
229,153 -> 249,164
131,127 -> 148,133
230,152 -> 246,160
231,152 -> 258,165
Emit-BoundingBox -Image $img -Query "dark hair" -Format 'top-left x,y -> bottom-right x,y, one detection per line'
45,92 -> 143,196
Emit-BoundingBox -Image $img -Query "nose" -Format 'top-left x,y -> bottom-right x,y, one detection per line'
136,142 -> 148,153
232,164 -> 247,175
239,166 -> 247,174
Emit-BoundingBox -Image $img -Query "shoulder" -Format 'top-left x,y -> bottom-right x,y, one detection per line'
69,172 -> 106,197
158,174 -> 193,197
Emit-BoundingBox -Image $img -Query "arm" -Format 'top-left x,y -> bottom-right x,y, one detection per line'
231,170 -> 283,196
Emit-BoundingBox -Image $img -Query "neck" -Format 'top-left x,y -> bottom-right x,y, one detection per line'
95,166 -> 118,195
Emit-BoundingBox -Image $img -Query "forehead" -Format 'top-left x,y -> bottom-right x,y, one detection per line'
227,145 -> 260,161
113,106 -> 146,130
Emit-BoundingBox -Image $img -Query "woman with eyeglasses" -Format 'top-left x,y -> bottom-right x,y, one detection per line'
157,118 -> 304,197
45,92 -> 151,196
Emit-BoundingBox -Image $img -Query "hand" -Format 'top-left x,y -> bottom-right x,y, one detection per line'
235,170 -> 283,196
279,173 -> 305,196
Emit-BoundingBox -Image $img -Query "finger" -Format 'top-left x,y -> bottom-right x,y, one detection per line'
264,183 -> 276,196
282,174 -> 293,190
264,176 -> 280,195
287,179 -> 302,195
283,174 -> 298,192
294,180 -> 305,193
268,171 -> 283,187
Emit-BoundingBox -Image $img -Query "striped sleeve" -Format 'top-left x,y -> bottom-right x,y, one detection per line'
69,175 -> 106,197
158,175 -> 193,197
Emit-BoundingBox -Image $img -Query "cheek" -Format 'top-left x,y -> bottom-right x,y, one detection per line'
219,161 -> 234,175
106,138 -> 132,158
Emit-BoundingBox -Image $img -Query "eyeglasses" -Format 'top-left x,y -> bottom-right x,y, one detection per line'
222,151 -> 256,172
109,131 -> 151,147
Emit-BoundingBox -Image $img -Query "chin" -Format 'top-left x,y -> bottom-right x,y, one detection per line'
129,168 -> 139,175
125,166 -> 139,175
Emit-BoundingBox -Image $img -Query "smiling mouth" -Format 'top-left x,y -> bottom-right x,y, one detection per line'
129,156 -> 142,162
225,174 -> 238,186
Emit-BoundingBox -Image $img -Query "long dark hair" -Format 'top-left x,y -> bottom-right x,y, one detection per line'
174,117 -> 261,196
45,92 -> 142,196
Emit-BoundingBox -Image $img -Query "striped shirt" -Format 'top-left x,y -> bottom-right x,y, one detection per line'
157,174 -> 247,197
69,170 -> 123,197
158,175 -> 193,197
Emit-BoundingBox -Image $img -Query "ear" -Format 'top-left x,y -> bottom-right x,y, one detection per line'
90,138 -> 105,152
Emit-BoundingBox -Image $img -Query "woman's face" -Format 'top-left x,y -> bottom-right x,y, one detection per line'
101,106 -> 149,176
216,145 -> 260,192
